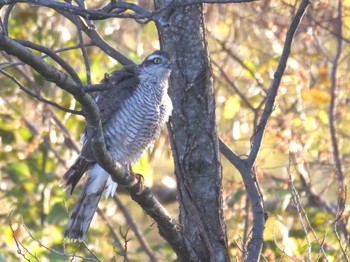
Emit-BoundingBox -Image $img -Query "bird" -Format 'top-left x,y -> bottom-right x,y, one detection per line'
60,51 -> 172,242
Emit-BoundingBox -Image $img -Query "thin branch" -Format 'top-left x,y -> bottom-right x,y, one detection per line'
329,2 -> 349,259
212,61 -> 256,111
8,212 -> 36,262
81,242 -> 102,262
1,96 -> 69,166
96,208 -> 130,262
272,223 -> 300,262
113,196 -> 158,262
289,154 -> 330,261
216,41 -> 266,91
328,0 -> 346,222
0,69 -> 83,115
219,137 -> 245,168
54,8 -> 134,66
288,162 -> 311,262
14,39 -> 82,84
0,0 -> 152,21
74,0 -> 92,85
247,0 -> 310,166
23,221 -> 99,261
0,43 -> 94,70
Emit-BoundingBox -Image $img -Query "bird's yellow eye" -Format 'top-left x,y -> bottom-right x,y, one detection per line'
153,58 -> 161,64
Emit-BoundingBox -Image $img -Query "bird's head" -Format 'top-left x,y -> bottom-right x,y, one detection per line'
140,51 -> 172,78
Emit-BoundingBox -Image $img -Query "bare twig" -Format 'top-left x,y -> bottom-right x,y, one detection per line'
0,43 -> 94,70
96,208 -> 130,262
287,159 -> 311,262
0,69 -> 83,115
24,222 -> 99,261
113,196 -> 158,262
14,39 -> 82,84
212,61 -> 255,111
272,223 -> 299,262
73,0 -> 92,85
82,242 -> 102,262
54,9 -> 134,66
0,0 -> 152,21
248,0 -> 310,166
328,0 -> 347,222
0,96 -> 69,166
119,226 -> 131,261
8,212 -> 36,262
328,1 -> 349,260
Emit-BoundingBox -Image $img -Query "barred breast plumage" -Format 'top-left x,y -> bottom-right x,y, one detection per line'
60,51 -> 172,241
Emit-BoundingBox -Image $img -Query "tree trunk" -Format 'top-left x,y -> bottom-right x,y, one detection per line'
155,2 -> 230,261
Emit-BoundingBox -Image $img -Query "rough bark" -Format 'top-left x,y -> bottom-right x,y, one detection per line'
155,2 -> 230,261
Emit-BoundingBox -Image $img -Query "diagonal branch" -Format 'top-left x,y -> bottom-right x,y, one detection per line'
0,69 -> 83,115
247,0 -> 310,167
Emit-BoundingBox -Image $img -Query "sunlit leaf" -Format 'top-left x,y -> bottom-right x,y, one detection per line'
301,88 -> 331,105
223,96 -> 240,119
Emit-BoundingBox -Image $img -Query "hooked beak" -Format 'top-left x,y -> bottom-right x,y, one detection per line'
165,60 -> 172,70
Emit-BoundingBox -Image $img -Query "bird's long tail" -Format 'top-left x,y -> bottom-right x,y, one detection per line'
64,164 -> 111,241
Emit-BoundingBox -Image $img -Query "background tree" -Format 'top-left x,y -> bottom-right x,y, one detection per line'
0,0 -> 349,261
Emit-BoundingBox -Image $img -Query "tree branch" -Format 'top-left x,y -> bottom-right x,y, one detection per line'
113,196 -> 157,262
247,0 -> 310,167
0,69 -> 83,115
328,1 -> 349,260
0,0 -> 152,21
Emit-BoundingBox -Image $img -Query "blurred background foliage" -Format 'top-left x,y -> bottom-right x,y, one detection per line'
0,0 -> 349,261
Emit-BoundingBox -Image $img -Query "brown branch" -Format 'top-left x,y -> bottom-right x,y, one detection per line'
0,0 -> 152,21
328,1 -> 349,260
248,0 -> 310,166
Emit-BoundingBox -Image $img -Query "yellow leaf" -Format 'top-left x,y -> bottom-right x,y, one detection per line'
301,88 -> 331,105
223,96 -> 240,119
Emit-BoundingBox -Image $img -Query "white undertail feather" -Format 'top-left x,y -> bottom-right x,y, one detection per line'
105,177 -> 118,199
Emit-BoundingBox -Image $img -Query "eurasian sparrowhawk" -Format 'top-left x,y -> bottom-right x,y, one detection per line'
60,51 -> 172,241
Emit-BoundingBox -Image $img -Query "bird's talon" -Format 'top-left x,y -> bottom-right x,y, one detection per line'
134,173 -> 144,195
